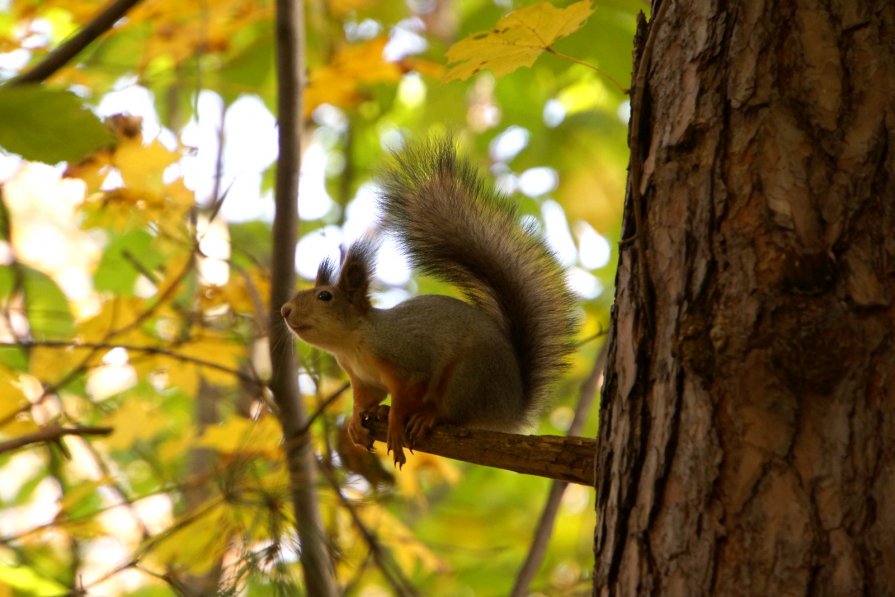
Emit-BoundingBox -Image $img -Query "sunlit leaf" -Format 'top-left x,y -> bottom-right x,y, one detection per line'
63,150 -> 114,192
195,414 -> 281,456
0,86 -> 114,163
359,502 -> 447,574
0,371 -> 36,435
76,297 -> 147,344
151,500 -> 231,574
95,229 -> 164,295
176,332 -> 244,387
0,265 -> 74,341
59,479 -> 105,519
305,37 -> 403,116
0,563 -> 68,596
444,1 -> 593,81
113,137 -> 179,191
81,182 -> 193,233
396,452 -> 462,499
199,268 -> 269,315
157,430 -> 193,464
162,360 -> 200,395
102,398 -> 169,450
0,345 -> 27,372
28,344 -> 93,383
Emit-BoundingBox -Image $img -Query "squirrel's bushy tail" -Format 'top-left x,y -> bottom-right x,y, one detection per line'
378,137 -> 578,413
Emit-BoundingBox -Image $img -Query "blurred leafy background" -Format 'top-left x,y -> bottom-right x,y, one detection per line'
0,0 -> 641,594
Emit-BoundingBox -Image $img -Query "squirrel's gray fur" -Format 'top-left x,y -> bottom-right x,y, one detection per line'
374,137 -> 579,421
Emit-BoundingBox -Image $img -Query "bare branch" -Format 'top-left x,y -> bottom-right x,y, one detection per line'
318,463 -> 419,597
362,417 -> 596,486
8,0 -> 144,86
0,425 -> 112,455
0,340 -> 262,386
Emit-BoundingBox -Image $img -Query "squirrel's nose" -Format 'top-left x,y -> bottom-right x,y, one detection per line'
281,304 -> 292,318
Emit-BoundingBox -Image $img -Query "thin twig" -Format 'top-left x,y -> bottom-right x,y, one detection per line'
80,437 -> 152,539
113,253 -> 195,337
8,0 -> 144,85
0,473 -> 220,544
206,105 -> 230,224
317,463 -> 419,597
294,382 -> 350,438
79,495 -> 226,592
0,425 -> 112,455
0,340 -> 262,386
545,47 -> 627,92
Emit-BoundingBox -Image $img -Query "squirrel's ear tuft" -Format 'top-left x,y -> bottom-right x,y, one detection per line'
338,238 -> 378,312
316,258 -> 336,286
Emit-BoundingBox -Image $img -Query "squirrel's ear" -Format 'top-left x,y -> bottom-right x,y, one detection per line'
316,258 -> 336,286
338,239 -> 377,312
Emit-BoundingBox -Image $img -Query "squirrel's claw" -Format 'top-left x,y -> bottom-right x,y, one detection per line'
386,428 -> 407,469
405,410 -> 438,448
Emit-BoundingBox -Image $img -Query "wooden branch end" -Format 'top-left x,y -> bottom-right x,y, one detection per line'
362,417 -> 595,487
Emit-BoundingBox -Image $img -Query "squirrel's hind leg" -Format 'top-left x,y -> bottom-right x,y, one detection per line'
404,354 -> 457,444
385,382 -> 429,468
405,409 -> 439,445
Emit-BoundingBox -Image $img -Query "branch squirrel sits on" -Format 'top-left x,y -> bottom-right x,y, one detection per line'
281,138 -> 578,467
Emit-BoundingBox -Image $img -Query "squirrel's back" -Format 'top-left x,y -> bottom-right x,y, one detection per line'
378,138 -> 578,422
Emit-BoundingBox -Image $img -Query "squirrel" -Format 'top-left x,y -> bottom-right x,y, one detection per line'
281,138 -> 578,467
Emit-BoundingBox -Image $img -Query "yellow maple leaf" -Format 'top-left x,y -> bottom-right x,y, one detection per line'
161,361 -> 200,395
357,501 -> 448,574
156,430 -> 193,464
77,297 -> 147,344
327,0 -> 375,17
395,452 -> 462,500
81,188 -> 162,230
444,0 -> 593,82
101,399 -> 169,450
151,501 -> 231,574
305,37 -> 403,116
195,414 -> 281,456
64,150 -> 113,192
28,345 -> 99,386
199,267 -> 269,315
0,372 -> 37,436
176,333 -> 245,387
113,137 -> 179,191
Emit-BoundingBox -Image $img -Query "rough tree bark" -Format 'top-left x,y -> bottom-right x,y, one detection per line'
594,1 -> 894,595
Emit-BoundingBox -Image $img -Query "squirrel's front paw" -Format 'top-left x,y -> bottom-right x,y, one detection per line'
347,412 -> 375,451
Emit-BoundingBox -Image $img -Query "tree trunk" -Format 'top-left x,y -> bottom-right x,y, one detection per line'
594,1 -> 895,595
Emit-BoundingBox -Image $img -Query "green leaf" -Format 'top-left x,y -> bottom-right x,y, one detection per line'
0,345 -> 28,371
95,229 -> 164,294
0,563 -> 68,596
229,220 -> 272,268
0,85 -> 114,163
218,32 -> 275,103
0,265 -> 74,340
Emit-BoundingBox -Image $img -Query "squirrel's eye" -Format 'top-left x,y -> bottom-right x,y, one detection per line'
317,290 -> 333,301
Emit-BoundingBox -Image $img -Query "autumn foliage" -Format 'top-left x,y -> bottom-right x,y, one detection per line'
0,0 -> 636,594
